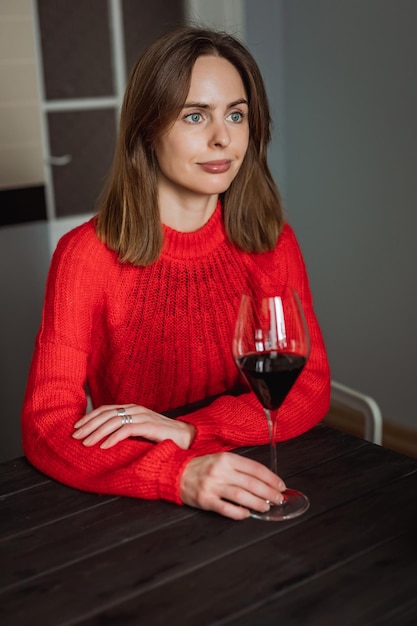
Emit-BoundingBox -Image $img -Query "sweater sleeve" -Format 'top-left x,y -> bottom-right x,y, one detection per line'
21,225 -> 200,505
180,224 -> 331,449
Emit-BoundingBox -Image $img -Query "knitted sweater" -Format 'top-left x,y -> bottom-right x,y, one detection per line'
22,201 -> 330,504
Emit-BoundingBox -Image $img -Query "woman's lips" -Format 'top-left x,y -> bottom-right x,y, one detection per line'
198,160 -> 231,174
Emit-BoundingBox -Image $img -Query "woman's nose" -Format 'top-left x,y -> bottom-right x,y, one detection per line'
209,120 -> 231,148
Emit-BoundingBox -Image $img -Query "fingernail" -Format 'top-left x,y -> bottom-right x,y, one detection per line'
263,501 -> 271,512
275,492 -> 285,504
278,480 -> 286,491
72,431 -> 81,438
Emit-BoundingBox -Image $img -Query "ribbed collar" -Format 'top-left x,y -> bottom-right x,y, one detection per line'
161,200 -> 226,260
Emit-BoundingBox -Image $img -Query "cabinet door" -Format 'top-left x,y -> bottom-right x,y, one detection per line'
122,0 -> 184,74
37,0 -> 114,99
47,109 -> 116,217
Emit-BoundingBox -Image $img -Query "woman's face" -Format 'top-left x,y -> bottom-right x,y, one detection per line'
155,55 -> 250,203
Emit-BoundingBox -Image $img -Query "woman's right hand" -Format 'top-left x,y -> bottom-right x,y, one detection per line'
180,452 -> 286,520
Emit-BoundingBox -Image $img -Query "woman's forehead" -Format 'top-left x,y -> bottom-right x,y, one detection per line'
185,55 -> 247,104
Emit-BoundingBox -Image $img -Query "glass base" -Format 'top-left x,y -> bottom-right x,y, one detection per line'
250,488 -> 310,521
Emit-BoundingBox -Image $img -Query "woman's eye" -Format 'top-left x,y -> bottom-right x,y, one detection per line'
227,111 -> 244,123
185,112 -> 203,124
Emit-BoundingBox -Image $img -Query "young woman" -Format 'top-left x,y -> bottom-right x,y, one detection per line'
21,26 -> 330,520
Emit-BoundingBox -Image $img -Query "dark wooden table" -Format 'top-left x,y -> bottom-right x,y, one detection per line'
1,423 -> 417,626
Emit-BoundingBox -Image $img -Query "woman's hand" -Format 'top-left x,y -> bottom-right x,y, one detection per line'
73,404 -> 195,450
180,452 -> 286,520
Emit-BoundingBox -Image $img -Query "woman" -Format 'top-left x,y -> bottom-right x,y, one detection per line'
22,26 -> 330,520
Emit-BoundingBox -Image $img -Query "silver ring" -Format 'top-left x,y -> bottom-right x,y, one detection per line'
121,414 -> 133,425
116,407 -> 126,417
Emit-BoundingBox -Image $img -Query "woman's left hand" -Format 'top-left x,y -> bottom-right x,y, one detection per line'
73,404 -> 195,450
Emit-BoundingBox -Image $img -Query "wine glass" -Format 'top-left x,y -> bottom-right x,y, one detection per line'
233,288 -> 310,521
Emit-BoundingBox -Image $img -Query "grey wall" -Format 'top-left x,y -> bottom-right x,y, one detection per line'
246,0 -> 417,429
244,0 -> 287,196
0,223 -> 50,461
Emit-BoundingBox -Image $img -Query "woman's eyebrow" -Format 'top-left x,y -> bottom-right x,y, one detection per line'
183,98 -> 249,110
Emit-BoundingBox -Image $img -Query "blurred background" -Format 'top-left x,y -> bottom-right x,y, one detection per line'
1,0 -> 416,462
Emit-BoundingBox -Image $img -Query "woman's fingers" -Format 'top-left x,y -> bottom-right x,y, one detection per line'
218,461 -> 286,512
180,453 -> 286,520
221,481 -> 283,513
202,496 -> 252,521
73,405 -> 135,444
74,416 -> 127,446
73,404 -> 136,429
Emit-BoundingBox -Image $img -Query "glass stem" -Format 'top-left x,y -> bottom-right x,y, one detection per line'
264,408 -> 278,475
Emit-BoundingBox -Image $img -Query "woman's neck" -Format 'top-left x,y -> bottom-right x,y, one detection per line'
159,191 -> 219,232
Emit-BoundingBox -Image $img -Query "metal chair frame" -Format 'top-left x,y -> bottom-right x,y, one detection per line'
331,380 -> 383,445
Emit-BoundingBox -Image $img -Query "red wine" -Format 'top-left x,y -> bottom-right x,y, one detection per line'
237,352 -> 306,411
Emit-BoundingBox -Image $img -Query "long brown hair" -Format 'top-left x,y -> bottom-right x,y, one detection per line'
97,26 -> 284,266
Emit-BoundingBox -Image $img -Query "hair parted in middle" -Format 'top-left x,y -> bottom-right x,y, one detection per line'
97,26 -> 284,266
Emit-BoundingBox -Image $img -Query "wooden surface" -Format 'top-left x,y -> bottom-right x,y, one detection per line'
1,424 -> 417,625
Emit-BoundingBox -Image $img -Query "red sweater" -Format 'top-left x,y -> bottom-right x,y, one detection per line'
22,202 -> 330,504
